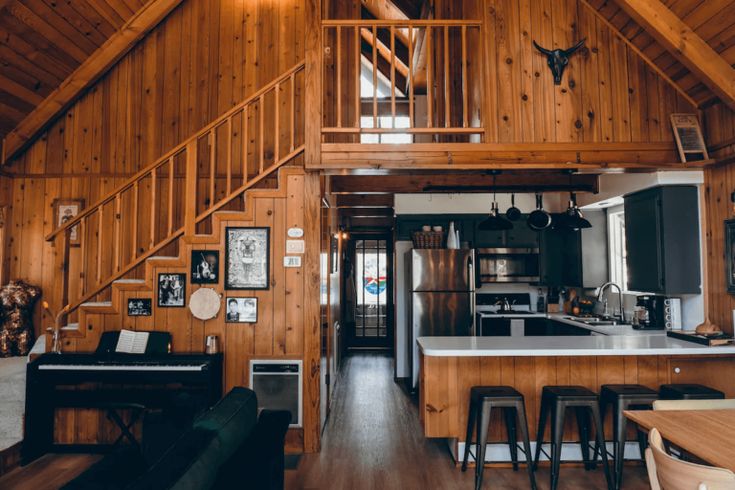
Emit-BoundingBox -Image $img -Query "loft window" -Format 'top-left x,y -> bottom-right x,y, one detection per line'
608,209 -> 628,291
359,56 -> 412,143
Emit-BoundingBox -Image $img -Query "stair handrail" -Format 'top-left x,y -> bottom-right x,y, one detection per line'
46,60 -> 306,242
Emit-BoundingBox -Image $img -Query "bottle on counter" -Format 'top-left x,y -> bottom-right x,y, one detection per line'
447,221 -> 459,249
536,288 -> 546,313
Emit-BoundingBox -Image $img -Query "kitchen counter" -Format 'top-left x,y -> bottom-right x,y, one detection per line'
476,311 -> 665,336
418,334 -> 735,357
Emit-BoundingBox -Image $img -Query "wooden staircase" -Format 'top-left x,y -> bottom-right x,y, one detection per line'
45,62 -> 306,331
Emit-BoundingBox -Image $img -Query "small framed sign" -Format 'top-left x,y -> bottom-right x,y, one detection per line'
52,199 -> 85,246
127,298 -> 152,316
284,256 -> 302,268
670,114 -> 709,163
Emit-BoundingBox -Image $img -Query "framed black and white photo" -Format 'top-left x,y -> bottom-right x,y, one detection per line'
191,250 -> 219,284
127,298 -> 152,316
225,297 -> 258,323
726,219 -> 735,294
225,227 -> 270,290
158,273 -> 186,307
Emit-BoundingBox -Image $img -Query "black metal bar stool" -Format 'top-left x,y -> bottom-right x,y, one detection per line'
533,386 -> 613,490
461,386 -> 536,490
659,384 -> 725,400
594,384 -> 658,490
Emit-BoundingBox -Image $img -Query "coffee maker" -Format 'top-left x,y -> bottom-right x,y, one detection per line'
633,295 -> 681,330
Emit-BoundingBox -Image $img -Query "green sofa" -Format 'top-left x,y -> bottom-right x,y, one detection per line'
63,387 -> 291,490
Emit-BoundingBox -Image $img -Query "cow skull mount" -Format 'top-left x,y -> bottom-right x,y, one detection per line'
533,38 -> 586,85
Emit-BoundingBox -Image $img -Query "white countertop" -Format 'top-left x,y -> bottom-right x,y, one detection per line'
417,335 -> 735,357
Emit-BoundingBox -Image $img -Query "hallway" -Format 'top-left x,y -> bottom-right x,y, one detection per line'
286,353 -> 650,489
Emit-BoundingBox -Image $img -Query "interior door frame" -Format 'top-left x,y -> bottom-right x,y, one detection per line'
346,231 -> 394,352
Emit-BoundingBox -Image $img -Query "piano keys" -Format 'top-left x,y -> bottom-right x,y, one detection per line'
22,335 -> 223,464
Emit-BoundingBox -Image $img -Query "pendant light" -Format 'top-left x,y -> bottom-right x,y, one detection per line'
558,192 -> 592,230
478,178 -> 513,230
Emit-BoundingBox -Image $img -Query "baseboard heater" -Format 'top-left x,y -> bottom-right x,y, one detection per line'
249,360 -> 303,428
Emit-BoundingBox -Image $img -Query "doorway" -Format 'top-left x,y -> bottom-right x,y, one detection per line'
344,233 -> 393,351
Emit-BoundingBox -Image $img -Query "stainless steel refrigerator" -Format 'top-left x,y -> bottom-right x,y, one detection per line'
410,249 -> 476,389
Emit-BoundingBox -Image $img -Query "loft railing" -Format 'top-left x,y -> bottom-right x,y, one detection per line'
322,19 -> 484,142
46,62 -> 306,316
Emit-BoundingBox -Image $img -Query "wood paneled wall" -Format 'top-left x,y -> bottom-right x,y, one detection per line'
3,0 -> 306,325
322,0 -> 696,144
0,175 -> 11,284
50,167 -> 321,452
703,102 -> 735,335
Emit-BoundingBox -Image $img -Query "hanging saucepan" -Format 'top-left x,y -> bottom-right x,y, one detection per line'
506,194 -> 522,221
527,193 -> 552,230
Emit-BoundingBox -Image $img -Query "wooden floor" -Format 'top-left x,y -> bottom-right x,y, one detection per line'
0,454 -> 101,490
285,352 -> 651,489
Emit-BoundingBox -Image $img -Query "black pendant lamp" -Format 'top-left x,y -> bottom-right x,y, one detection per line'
558,192 -> 592,230
478,187 -> 513,231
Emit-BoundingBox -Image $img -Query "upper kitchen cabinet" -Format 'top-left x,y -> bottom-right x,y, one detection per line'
624,186 -> 701,295
539,210 -> 607,288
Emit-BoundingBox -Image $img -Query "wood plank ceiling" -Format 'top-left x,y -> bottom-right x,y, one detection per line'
588,0 -> 735,107
0,0 -> 146,139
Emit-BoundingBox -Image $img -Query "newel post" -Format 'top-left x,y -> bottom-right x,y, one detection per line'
184,139 -> 198,237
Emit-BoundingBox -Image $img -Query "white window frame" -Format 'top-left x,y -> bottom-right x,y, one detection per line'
607,207 -> 628,292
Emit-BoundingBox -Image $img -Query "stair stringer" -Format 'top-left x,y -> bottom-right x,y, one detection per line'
68,167 -> 305,350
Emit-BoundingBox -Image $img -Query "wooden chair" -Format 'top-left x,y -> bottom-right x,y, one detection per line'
652,399 -> 735,411
645,428 -> 735,490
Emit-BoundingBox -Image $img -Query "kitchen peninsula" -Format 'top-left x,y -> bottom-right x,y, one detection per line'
417,331 -> 735,462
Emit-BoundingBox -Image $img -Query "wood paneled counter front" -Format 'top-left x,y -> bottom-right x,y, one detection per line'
417,336 -> 735,461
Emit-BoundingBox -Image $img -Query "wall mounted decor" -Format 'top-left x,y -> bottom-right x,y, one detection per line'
670,114 -> 709,163
127,298 -> 152,316
225,227 -> 270,290
225,297 -> 258,323
191,250 -> 219,284
157,273 -> 186,307
532,38 -> 586,85
52,199 -> 84,246
189,288 -> 221,320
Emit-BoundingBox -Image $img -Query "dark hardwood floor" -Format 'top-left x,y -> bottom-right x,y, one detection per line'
286,352 -> 651,489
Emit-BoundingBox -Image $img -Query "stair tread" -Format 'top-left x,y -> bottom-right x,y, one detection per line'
112,279 -> 146,284
80,301 -> 113,307
61,323 -> 80,331
147,256 -> 179,260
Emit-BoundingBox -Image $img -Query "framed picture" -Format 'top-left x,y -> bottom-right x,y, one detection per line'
225,297 -> 258,323
158,273 -> 186,307
726,219 -> 735,294
191,250 -> 219,284
225,227 -> 270,290
127,298 -> 152,316
53,199 -> 84,246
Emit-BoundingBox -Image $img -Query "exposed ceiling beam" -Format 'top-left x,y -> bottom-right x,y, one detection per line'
1,0 -> 186,165
612,0 -> 735,111
336,194 -> 394,208
339,208 -> 394,218
330,172 -> 600,194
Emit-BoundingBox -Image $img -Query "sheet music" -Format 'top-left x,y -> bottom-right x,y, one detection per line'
115,329 -> 150,354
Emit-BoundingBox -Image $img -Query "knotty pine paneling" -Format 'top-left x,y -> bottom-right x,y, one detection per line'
703,102 -> 735,335
324,0 -> 696,144
50,167 -> 320,452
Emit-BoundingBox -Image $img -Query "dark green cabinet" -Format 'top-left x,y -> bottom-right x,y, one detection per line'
624,185 -> 701,294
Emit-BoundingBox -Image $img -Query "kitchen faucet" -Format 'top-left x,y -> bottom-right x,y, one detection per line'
596,282 -> 626,323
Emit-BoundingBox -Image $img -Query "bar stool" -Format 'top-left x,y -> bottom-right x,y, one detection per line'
594,384 -> 658,490
461,386 -> 536,490
659,384 -> 725,400
533,386 -> 613,490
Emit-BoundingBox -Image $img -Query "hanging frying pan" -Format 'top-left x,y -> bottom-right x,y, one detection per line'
506,194 -> 522,221
527,193 -> 552,230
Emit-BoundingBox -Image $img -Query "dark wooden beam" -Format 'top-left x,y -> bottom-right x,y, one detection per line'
343,216 -> 395,229
330,172 -> 600,194
335,194 -> 394,208
339,208 -> 394,218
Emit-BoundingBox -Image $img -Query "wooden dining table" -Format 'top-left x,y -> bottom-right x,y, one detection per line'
624,409 -> 735,472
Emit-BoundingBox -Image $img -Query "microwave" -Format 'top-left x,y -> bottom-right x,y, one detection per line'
475,248 -> 540,283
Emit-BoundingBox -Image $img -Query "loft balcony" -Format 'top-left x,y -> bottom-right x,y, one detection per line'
315,18 -> 709,172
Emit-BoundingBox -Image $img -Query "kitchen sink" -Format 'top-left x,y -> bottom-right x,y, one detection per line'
563,316 -> 625,327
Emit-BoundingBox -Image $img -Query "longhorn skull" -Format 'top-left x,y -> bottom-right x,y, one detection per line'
533,39 -> 586,85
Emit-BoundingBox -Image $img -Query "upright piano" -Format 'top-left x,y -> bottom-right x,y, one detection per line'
23,331 -> 223,464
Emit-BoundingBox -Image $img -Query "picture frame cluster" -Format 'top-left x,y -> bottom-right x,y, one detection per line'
126,227 -> 270,323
